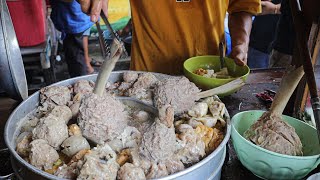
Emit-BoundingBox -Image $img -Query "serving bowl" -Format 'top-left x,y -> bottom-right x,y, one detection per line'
183,55 -> 250,96
231,110 -> 320,180
5,71 -> 231,180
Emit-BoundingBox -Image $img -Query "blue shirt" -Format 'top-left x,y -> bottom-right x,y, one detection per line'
50,0 -> 93,34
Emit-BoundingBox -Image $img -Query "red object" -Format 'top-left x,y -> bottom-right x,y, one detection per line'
256,90 -> 276,103
7,0 -> 46,47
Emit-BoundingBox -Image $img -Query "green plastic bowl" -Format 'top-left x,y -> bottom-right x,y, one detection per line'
183,55 -> 250,96
231,110 -> 320,180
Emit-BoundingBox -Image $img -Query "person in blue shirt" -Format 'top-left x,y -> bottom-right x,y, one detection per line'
50,0 -> 95,77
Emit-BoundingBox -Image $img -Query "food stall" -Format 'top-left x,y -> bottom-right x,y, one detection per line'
0,0 -> 320,180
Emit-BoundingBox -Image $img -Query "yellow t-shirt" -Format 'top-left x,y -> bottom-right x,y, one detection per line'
129,0 -> 261,75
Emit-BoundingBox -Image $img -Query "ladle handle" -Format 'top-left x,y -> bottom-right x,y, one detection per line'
93,40 -> 122,96
270,66 -> 305,114
197,78 -> 245,99
219,42 -> 225,69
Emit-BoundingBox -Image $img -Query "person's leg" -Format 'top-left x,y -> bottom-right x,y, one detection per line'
63,33 -> 87,77
83,35 -> 94,74
247,47 -> 270,69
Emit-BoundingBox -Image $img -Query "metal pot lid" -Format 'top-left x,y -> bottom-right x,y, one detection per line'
0,0 -> 28,100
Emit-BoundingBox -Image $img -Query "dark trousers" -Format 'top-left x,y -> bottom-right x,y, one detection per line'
63,33 -> 87,77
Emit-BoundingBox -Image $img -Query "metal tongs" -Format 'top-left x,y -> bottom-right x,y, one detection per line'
290,0 -> 320,143
96,11 -> 129,58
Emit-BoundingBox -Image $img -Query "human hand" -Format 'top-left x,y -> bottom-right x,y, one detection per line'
230,44 -> 247,66
260,1 -> 280,15
77,0 -> 106,22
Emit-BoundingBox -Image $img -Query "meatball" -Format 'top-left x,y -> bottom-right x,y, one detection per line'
48,105 -> 72,124
61,135 -> 90,157
117,163 -> 146,180
139,105 -> 176,162
73,80 -> 94,95
154,77 -> 200,114
77,144 -> 119,180
123,71 -> 138,83
78,93 -> 128,144
29,139 -> 59,170
32,115 -> 68,149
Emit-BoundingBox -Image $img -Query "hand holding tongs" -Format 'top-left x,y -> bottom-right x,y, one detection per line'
99,11 -> 129,58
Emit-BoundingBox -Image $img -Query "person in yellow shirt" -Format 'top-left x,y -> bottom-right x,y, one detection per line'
78,0 -> 261,75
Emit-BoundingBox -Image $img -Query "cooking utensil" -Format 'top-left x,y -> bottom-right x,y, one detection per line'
290,0 -> 320,143
100,11 -> 129,58
93,38 -> 122,96
219,42 -> 225,69
0,0 -> 28,100
95,21 -> 107,58
197,78 -> 245,98
5,71 -> 231,180
269,66 -> 305,115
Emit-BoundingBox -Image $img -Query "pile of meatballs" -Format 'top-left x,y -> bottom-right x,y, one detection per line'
15,71 -> 226,180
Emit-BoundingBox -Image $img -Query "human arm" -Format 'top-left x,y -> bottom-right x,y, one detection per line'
260,1 -> 281,15
77,0 -> 109,22
227,0 -> 261,66
228,12 -> 253,66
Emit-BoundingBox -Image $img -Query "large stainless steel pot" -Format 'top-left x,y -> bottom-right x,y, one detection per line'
5,71 -> 231,180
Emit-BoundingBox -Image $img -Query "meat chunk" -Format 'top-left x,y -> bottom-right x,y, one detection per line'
54,163 -> 79,179
139,105 -> 177,162
154,77 -> 200,114
77,144 -> 119,180
32,115 -> 68,149
69,93 -> 82,118
16,132 -> 32,157
127,73 -> 158,105
117,163 -> 146,180
20,116 -> 40,133
73,80 -> 94,95
29,139 -> 59,170
146,162 -> 168,179
128,88 -> 153,105
131,73 -> 158,89
244,112 -> 303,156
78,93 -> 128,144
61,135 -> 90,157
163,158 -> 185,175
105,126 -> 141,153
40,86 -> 72,111
123,71 -> 139,83
48,105 -> 72,124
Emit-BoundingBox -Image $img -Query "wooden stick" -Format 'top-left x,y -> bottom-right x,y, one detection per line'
196,78 -> 245,99
300,29 -> 320,111
270,66 -> 305,115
